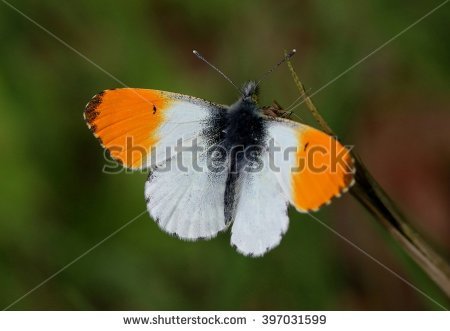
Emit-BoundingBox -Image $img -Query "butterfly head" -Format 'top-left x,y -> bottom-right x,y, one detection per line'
241,81 -> 259,104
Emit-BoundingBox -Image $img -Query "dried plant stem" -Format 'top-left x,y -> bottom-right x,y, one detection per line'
286,58 -> 450,298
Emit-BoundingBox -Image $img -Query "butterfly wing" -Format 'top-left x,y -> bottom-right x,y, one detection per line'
229,117 -> 355,256
84,88 -> 226,169
230,151 -> 290,256
145,140 -> 229,240
85,88 -> 229,239
266,117 -> 355,212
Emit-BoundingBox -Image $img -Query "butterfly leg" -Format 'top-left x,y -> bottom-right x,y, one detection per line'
262,100 -> 292,119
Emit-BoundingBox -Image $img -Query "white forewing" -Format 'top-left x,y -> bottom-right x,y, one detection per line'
145,94 -> 224,168
266,120 -> 299,203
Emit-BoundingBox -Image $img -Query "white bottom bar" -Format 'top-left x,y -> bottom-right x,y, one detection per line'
0,311 -> 448,331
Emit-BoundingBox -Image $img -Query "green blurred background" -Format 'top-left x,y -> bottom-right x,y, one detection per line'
1,0 -> 449,310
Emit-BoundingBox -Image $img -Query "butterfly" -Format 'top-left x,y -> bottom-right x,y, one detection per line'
84,51 -> 355,257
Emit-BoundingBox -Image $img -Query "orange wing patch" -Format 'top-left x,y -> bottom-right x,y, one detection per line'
84,88 -> 171,169
292,127 -> 355,212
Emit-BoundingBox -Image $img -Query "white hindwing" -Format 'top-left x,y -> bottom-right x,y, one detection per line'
230,152 -> 290,256
145,137 -> 228,240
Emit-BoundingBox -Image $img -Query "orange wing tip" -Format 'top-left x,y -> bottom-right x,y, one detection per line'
292,128 -> 356,213
318,157 -> 356,205
83,88 -> 172,169
326,174 -> 355,204
301,175 -> 356,213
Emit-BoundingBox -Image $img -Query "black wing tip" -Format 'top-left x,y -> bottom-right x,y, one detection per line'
84,91 -> 105,125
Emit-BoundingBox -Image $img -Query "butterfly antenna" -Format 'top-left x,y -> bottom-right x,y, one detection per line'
193,50 -> 242,95
256,49 -> 296,87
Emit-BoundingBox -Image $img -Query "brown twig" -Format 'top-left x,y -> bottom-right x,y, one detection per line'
285,55 -> 450,299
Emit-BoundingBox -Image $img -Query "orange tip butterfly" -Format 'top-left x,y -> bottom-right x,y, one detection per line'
84,50 -> 355,257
